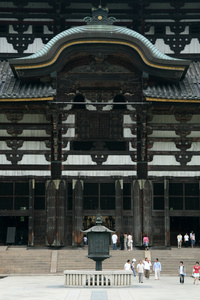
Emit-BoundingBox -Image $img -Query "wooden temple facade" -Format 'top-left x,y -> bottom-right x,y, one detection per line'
0,1 -> 200,247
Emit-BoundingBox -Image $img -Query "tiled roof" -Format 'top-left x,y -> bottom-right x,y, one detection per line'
0,61 -> 56,100
144,61 -> 200,101
0,60 -> 200,102
13,25 -> 177,62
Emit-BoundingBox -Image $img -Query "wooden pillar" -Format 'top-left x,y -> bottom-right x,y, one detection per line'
46,179 -> 66,246
133,180 -> 142,246
115,180 -> 123,235
164,179 -> 170,247
28,179 -> 35,246
72,179 -> 83,246
57,180 -> 66,246
143,180 -> 153,245
46,180 -> 57,246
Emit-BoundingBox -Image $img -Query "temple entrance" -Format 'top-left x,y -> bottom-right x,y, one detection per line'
0,216 -> 28,245
83,216 -> 115,231
170,217 -> 199,246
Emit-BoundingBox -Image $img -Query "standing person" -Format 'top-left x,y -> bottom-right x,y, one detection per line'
124,259 -> 131,270
184,233 -> 189,247
124,233 -> 128,250
191,233 -> 195,248
137,260 -> 145,283
83,235 -> 87,246
120,233 -> 124,250
112,232 -> 118,250
178,261 -> 185,284
131,258 -> 137,277
143,235 -> 149,250
128,232 -> 133,251
143,257 -> 152,279
192,261 -> 200,284
153,258 -> 161,280
177,233 -> 182,248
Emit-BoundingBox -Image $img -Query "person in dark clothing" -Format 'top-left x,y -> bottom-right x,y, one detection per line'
120,233 -> 124,250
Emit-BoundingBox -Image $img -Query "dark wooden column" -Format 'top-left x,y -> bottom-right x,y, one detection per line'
57,180 -> 66,245
28,179 -> 35,246
133,180 -> 142,246
143,180 -> 153,245
115,180 -> 123,236
72,180 -> 83,246
46,179 -> 66,246
46,180 -> 57,246
164,179 -> 170,247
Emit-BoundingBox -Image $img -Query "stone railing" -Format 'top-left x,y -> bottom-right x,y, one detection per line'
64,270 -> 133,287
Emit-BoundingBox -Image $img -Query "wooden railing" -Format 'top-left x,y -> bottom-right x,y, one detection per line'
64,270 -> 133,287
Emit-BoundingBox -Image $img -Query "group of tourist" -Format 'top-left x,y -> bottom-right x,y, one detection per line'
179,261 -> 200,284
112,232 -> 149,251
177,231 -> 196,248
124,257 -> 161,283
124,256 -> 200,285
112,232 -> 133,251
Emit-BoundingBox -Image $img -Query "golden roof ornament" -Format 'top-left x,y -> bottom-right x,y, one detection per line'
84,5 -> 116,25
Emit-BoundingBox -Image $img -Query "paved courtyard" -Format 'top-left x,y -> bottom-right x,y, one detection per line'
0,274 -> 199,300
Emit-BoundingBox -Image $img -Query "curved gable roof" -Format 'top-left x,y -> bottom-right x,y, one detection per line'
9,25 -> 190,80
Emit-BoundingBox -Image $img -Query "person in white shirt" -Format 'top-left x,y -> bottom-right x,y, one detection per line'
137,260 -> 145,283
178,261 -> 185,284
177,233 -> 182,248
143,257 -> 152,279
184,233 -> 189,247
124,259 -> 131,270
112,232 -> 118,250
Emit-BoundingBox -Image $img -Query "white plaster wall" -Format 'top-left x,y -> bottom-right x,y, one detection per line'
18,114 -> 48,123
0,170 -> 50,176
24,38 -> 45,54
148,171 -> 200,177
189,142 -> 200,151
188,115 -> 200,123
149,115 -> 178,123
181,38 -> 200,54
150,142 -> 178,151
17,130 -> 49,137
149,130 -> 178,138
188,131 -> 200,138
63,115 -> 75,124
0,37 -> 17,53
62,170 -> 136,177
154,39 -> 174,54
65,155 -> 95,165
20,141 -> 49,150
64,155 -> 135,166
148,155 -> 179,166
63,128 -> 75,138
104,156 -> 135,165
0,141 -> 48,151
18,155 -> 49,165
123,128 -> 135,138
187,156 -> 200,166
123,115 -> 136,123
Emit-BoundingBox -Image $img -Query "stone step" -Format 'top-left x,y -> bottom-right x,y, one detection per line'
0,247 -> 199,275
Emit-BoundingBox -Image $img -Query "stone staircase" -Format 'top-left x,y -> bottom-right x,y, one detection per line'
0,245 -> 199,275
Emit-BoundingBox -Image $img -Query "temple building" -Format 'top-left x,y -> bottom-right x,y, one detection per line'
0,1 -> 200,247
